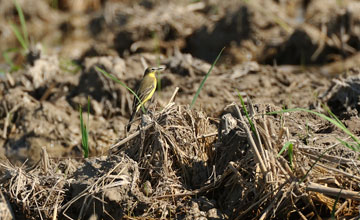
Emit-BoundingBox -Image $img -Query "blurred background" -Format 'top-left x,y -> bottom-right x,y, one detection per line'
1,0 -> 359,72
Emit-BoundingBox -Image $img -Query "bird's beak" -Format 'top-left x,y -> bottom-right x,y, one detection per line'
155,66 -> 166,71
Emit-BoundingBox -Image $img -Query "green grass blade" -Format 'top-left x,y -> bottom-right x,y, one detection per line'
237,91 -> 257,136
3,50 -> 15,67
336,137 -> 357,151
323,104 -> 346,130
2,48 -> 20,71
288,142 -> 294,169
86,97 -> 90,157
82,125 -> 88,158
267,108 -> 360,150
79,105 -> 89,158
331,188 -> 342,219
51,0 -> 59,9
277,141 -> 294,169
9,22 -> 28,51
13,0 -> 29,48
190,47 -> 225,109
95,66 -> 146,113
277,141 -> 291,157
59,58 -> 81,74
300,146 -> 333,183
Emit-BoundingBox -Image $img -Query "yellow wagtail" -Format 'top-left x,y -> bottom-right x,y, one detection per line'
127,66 -> 165,132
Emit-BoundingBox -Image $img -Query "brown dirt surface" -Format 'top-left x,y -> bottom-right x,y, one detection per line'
0,0 -> 360,219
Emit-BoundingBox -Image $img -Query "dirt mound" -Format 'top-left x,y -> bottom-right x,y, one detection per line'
1,101 -> 359,219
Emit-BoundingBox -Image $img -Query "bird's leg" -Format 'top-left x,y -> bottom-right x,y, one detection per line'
141,114 -> 152,128
147,109 -> 154,118
139,123 -> 145,160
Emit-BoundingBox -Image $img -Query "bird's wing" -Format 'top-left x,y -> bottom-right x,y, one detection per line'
132,75 -> 156,112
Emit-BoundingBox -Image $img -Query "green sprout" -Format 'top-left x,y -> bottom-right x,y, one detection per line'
190,47 -> 225,109
79,97 -> 90,158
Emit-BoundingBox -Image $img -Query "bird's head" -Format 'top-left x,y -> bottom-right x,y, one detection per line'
144,66 -> 165,76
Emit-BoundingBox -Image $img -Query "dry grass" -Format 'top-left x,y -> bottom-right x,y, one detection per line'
1,93 -> 359,219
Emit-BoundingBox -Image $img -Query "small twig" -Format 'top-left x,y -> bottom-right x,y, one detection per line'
140,56 -> 148,69
259,183 -> 288,220
52,191 -> 61,220
314,162 -> 360,181
235,104 -> 267,174
311,22 -> 327,61
110,123 -> 154,151
153,161 -> 235,200
260,181 -> 296,219
334,200 -> 348,216
228,161 -> 241,178
301,149 -> 360,166
2,103 -> 22,139
61,159 -> 126,215
34,198 -> 44,220
196,132 -> 217,139
0,190 -> 16,219
168,87 -> 179,104
306,182 -> 360,200
39,82 -> 56,102
41,147 -> 49,174
152,192 -> 195,199
234,180 -> 290,219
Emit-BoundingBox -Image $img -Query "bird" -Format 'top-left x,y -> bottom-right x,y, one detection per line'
126,66 -> 165,132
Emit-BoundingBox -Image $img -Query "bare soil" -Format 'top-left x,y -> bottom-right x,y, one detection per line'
0,0 -> 360,219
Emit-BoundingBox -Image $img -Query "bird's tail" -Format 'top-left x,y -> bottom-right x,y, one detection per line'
126,109 -> 137,132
